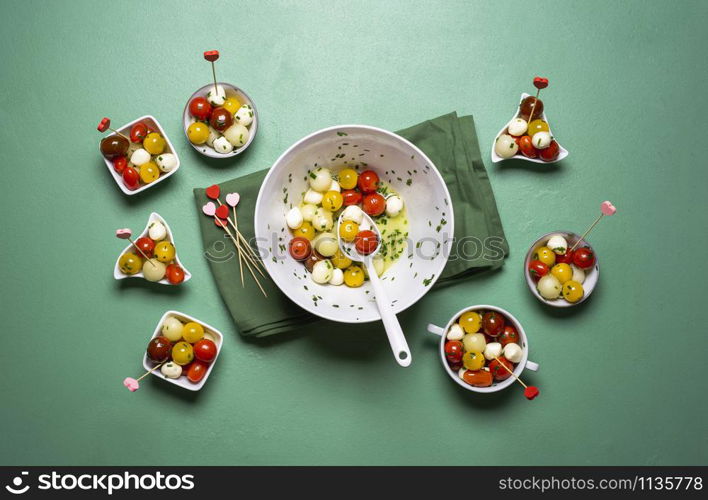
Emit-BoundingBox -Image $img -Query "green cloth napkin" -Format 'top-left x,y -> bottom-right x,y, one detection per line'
193,112 -> 508,337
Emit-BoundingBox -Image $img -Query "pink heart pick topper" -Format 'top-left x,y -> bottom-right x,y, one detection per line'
116,228 -> 132,239
225,192 -> 240,207
601,201 -> 616,216
123,377 -> 139,392
524,386 -> 540,400
202,202 -> 217,217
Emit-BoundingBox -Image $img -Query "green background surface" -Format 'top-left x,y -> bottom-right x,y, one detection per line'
1,0 -> 706,466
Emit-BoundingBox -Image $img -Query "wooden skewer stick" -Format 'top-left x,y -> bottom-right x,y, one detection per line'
232,206 -> 244,287
569,201 -> 617,253
493,356 -> 540,400
136,360 -> 166,382
527,88 -> 541,123
216,219 -> 268,298
493,356 -> 528,388
569,214 -> 603,253
216,199 -> 266,276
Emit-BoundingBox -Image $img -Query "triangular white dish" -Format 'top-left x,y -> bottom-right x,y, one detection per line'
113,212 -> 192,285
491,93 -> 569,164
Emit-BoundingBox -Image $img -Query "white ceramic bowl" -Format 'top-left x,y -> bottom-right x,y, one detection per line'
182,82 -> 258,158
113,212 -> 192,285
491,93 -> 568,164
427,305 -> 539,393
99,115 -> 180,196
254,125 -> 454,323
142,311 -> 223,391
524,231 -> 599,307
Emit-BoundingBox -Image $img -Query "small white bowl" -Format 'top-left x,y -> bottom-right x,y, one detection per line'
491,93 -> 568,164
113,212 -> 192,285
142,311 -> 223,392
99,115 -> 180,196
182,82 -> 258,158
427,305 -> 538,393
524,231 -> 599,308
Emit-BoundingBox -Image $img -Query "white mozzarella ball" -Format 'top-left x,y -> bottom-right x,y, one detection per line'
223,124 -> 249,148
213,136 -> 234,154
156,153 -> 178,173
446,323 -> 464,341
571,264 -> 586,284
329,268 -> 344,286
130,148 -> 151,166
547,234 -> 568,255
537,274 -> 562,299
385,195 -> 404,217
304,189 -> 323,205
484,342 -> 503,361
148,221 -> 167,241
300,204 -> 317,221
311,260 -> 333,284
494,134 -> 518,158
507,118 -> 528,136
206,84 -> 226,106
533,131 -> 552,149
143,259 -> 167,282
329,180 -> 341,192
503,343 -> 523,363
234,104 -> 254,126
372,255 -> 385,276
285,207 -> 303,229
161,316 -> 184,342
206,126 -> 220,147
314,232 -> 338,257
309,168 -> 333,192
463,333 -> 487,353
160,361 -> 182,379
341,205 -> 364,224
313,208 -> 333,232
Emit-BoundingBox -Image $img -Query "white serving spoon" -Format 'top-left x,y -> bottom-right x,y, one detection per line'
337,211 -> 412,367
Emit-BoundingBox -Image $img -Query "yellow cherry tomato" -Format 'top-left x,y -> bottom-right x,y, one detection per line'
143,132 -> 166,155
119,252 -> 143,275
154,241 -> 175,263
534,246 -> 556,267
339,220 -> 359,242
293,221 -> 315,241
458,311 -> 482,334
171,341 -> 194,365
139,161 -> 160,183
562,280 -> 584,303
462,351 -> 485,371
187,122 -> 210,144
343,265 -> 365,287
322,191 -> 343,212
222,96 -> 242,115
338,168 -> 358,190
331,249 -> 352,269
527,119 -> 549,137
551,263 -> 573,284
182,322 -> 204,343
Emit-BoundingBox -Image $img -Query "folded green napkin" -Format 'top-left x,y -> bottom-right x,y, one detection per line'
194,112 -> 508,337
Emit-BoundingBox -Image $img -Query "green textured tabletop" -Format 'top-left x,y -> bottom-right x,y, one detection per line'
1,0 -> 706,466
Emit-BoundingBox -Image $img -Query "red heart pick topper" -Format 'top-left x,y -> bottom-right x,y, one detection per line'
204,50 -> 220,62
98,117 -> 110,132
524,386 -> 540,400
205,184 -> 220,200
215,204 -> 229,219
533,77 -> 549,90
214,217 -> 228,229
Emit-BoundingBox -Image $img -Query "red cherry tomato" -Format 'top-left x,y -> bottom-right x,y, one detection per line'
362,193 -> 386,216
489,357 -> 514,381
527,259 -> 549,280
189,97 -> 212,121
357,170 -> 379,193
354,230 -> 378,255
539,140 -> 560,162
444,340 -> 464,364
122,166 -> 140,190
134,237 -> 155,257
342,189 -> 362,206
165,264 -> 185,284
573,247 -> 596,269
518,135 -> 538,158
462,369 -> 493,387
209,107 -> 233,131
187,360 -> 209,383
555,249 -> 574,264
193,339 -> 217,363
498,325 -> 520,346
130,122 -> 148,143
113,156 -> 127,174
482,311 -> 505,337
289,237 -> 312,261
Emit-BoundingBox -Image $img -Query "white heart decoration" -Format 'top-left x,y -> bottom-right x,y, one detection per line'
225,192 -> 240,207
202,202 -> 217,216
